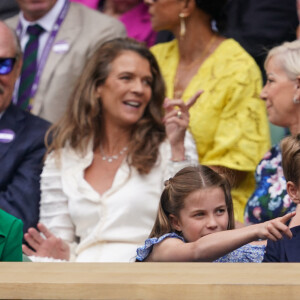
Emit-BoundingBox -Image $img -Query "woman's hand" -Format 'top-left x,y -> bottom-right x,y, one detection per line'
164,90 -> 203,161
22,223 -> 70,261
256,212 -> 296,241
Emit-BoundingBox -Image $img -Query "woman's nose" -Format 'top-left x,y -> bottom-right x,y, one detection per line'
260,85 -> 267,101
131,79 -> 144,94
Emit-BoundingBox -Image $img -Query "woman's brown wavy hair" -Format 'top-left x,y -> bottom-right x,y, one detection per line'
46,38 -> 166,174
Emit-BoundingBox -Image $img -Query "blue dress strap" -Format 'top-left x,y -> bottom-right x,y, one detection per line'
136,232 -> 184,261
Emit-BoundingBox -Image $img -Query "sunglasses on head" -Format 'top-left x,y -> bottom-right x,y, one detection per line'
0,57 -> 17,75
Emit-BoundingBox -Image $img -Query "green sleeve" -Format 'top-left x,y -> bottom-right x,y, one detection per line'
1,219 -> 23,262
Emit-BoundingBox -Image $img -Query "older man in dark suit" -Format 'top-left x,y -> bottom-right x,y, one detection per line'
0,21 -> 50,233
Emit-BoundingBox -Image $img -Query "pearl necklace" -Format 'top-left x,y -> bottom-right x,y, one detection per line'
100,145 -> 128,163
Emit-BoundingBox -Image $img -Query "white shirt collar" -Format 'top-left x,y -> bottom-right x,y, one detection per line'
19,0 -> 65,34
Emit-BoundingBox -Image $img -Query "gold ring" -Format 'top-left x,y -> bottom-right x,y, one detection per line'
177,110 -> 182,119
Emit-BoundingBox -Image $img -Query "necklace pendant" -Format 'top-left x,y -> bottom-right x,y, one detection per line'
100,146 -> 128,163
120,147 -> 128,155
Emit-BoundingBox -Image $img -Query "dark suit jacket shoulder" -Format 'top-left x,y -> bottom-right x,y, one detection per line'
0,209 -> 23,261
220,0 -> 299,81
0,0 -> 19,20
263,225 -> 300,262
0,104 -> 50,233
221,0 -> 298,52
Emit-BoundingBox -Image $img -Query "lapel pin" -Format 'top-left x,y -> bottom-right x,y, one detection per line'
53,40 -> 70,54
0,129 -> 15,143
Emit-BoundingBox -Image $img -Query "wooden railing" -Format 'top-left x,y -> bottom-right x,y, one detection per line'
0,262 -> 300,299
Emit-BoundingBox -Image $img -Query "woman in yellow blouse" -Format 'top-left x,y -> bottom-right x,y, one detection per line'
145,0 -> 270,223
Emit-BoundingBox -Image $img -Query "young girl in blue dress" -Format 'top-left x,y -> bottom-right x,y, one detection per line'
136,165 -> 295,262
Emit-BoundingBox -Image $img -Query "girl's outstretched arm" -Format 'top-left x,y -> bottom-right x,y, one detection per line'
147,212 -> 295,262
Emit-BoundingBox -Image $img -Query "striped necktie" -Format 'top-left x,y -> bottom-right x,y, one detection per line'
17,24 -> 44,111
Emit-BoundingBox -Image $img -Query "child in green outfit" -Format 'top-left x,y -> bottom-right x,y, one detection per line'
0,209 -> 23,261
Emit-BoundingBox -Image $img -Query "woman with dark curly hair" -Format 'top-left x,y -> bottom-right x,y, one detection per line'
22,38 -> 199,262
145,0 -> 270,224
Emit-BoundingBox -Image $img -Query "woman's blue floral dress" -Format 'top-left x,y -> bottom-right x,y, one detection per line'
136,233 -> 265,263
244,144 -> 296,224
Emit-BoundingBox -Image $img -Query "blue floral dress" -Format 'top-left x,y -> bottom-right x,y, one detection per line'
244,145 -> 296,225
136,233 -> 265,263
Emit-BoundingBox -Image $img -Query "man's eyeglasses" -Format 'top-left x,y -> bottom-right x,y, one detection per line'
0,57 -> 17,75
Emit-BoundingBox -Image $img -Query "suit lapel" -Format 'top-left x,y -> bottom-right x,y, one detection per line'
0,104 -> 25,160
33,4 -> 82,115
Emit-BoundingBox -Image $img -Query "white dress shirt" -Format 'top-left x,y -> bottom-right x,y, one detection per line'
39,133 -> 199,262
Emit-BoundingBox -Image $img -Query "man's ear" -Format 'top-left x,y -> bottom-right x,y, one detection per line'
169,214 -> 182,232
287,181 -> 300,204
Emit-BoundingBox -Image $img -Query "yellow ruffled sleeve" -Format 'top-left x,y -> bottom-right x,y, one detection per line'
197,52 -> 270,171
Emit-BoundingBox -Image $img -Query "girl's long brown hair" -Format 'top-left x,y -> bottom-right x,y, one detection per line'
149,165 -> 235,238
